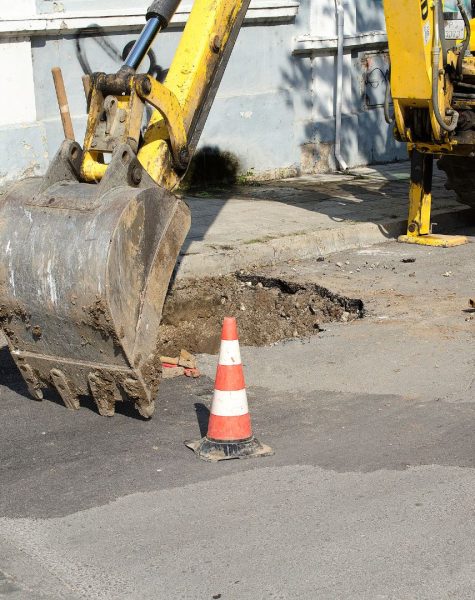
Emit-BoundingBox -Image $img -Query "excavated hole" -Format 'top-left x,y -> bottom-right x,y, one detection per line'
158,274 -> 364,355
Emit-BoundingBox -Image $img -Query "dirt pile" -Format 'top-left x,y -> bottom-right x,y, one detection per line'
157,274 -> 363,355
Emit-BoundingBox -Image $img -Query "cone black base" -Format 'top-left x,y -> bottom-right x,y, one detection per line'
185,435 -> 274,462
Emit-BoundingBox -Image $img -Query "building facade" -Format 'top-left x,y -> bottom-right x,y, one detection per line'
0,0 -> 406,186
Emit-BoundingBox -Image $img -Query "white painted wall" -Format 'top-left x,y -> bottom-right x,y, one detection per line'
0,39 -> 37,126
0,0 -> 405,186
4,0 -> 36,18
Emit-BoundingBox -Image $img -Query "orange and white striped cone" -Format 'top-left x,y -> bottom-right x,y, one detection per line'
185,317 -> 273,462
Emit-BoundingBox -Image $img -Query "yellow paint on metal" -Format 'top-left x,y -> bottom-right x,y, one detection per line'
384,1 -> 471,246
398,156 -> 467,248
398,234 -> 468,246
384,0 -> 457,145
385,0 -> 433,104
469,18 -> 475,51
81,151 -> 107,182
79,0 -> 247,188
135,76 -> 188,169
407,142 -> 456,153
406,177 -> 432,237
81,95 -> 133,182
138,0 -> 246,189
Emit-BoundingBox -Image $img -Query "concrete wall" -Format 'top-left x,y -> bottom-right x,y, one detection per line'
293,0 -> 409,172
0,0 -> 406,186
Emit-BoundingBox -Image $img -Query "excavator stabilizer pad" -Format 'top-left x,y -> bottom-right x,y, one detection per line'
398,234 -> 468,247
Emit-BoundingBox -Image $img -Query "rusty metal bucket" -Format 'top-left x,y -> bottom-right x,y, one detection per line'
0,140 -> 190,417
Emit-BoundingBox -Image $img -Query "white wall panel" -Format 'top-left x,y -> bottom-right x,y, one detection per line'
0,39 -> 37,126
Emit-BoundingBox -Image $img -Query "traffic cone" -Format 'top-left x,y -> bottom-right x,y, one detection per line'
185,317 -> 273,462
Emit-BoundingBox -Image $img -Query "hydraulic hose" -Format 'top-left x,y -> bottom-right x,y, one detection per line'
456,0 -> 471,78
384,67 -> 394,124
432,0 -> 459,132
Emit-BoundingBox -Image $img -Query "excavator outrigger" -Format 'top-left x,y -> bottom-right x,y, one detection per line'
384,0 -> 475,245
0,0 -> 250,417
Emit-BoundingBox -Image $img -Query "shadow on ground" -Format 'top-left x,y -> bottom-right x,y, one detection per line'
1,368 -> 474,520
179,158 -> 469,265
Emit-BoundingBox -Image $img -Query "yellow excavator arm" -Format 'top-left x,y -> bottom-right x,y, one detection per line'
82,0 -> 250,190
0,0 -> 250,418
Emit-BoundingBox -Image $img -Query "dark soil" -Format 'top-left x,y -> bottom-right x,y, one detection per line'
157,274 -> 364,355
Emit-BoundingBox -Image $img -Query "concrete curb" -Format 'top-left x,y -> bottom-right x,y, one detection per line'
176,207 -> 474,279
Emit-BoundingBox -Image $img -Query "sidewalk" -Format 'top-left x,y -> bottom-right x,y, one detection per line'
177,162 -> 473,279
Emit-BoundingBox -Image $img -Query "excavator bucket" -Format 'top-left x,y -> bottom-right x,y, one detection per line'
0,140 -> 190,417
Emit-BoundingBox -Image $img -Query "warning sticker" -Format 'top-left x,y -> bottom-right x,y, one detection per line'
423,22 -> 431,45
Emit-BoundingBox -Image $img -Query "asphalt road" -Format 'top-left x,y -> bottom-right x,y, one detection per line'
1,234 -> 474,599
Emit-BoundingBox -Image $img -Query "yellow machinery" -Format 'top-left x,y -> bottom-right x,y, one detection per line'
384,0 -> 475,246
0,0 -> 250,417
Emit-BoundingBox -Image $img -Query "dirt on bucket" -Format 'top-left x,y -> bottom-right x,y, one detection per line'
157,274 -> 364,355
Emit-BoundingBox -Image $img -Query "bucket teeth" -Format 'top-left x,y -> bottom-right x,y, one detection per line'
134,398 -> 155,419
87,372 -> 119,417
17,363 -> 43,401
50,369 -> 80,410
121,377 -> 155,419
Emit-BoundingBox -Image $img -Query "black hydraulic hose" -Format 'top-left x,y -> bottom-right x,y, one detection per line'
433,0 -> 459,132
384,67 -> 394,124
